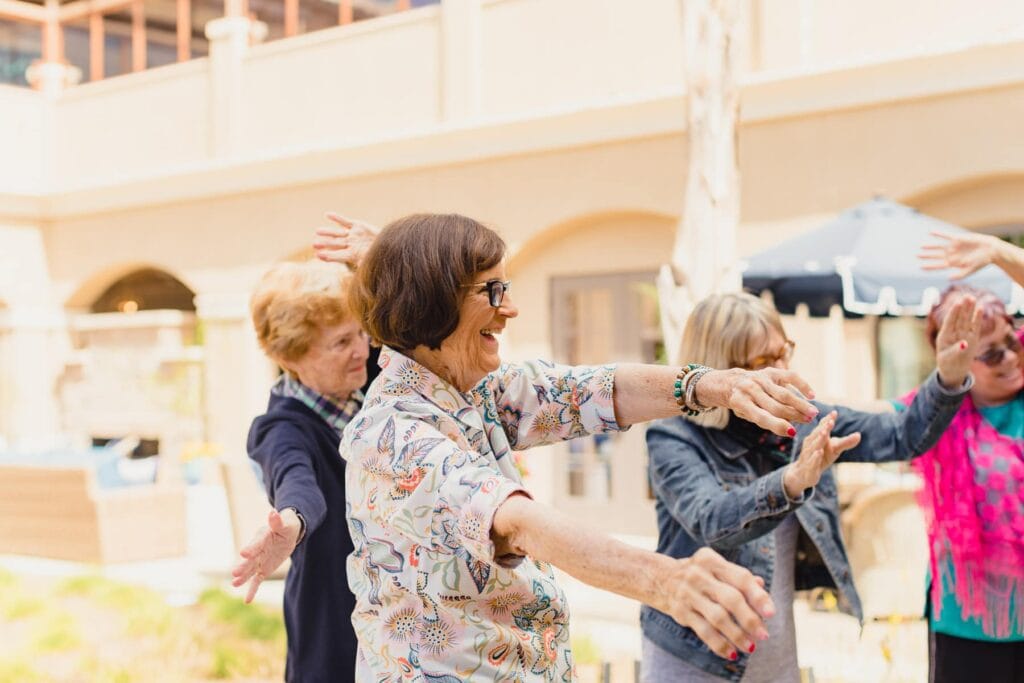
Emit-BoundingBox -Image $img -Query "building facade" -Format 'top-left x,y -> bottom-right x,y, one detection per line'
2,0 -> 1024,660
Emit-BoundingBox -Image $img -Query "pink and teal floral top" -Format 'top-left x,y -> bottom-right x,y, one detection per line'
341,346 -> 623,681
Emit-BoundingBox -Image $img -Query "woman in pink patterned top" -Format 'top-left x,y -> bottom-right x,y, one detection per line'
337,213 -> 821,681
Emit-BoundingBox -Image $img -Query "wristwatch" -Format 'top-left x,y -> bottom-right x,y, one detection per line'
283,507 -> 307,544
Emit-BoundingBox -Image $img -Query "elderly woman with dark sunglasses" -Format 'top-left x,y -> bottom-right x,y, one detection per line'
889,285 -> 1024,683
912,231 -> 1024,683
315,213 -> 829,681
641,291 -> 980,683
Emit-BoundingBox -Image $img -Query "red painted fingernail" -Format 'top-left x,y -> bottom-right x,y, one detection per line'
748,643 -> 756,654
959,341 -> 967,350
729,651 -> 738,661
786,427 -> 796,437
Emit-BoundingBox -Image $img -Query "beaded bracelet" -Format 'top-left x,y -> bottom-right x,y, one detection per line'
673,367 -> 698,416
674,363 -> 712,416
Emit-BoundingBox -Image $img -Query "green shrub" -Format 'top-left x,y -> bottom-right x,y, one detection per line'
58,575 -> 175,636
31,613 -> 81,653
0,658 -> 46,683
0,568 -> 17,590
2,595 -> 45,621
198,588 -> 284,642
78,656 -> 136,683
208,643 -> 248,679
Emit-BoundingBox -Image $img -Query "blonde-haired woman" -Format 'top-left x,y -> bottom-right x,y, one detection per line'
641,291 -> 980,682
232,259 -> 369,683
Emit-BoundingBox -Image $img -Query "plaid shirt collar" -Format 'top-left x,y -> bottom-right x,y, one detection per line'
271,373 -> 363,437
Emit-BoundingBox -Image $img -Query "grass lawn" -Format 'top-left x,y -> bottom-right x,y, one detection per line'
0,567 -> 285,683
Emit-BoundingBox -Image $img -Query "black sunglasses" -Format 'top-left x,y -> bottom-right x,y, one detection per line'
461,279 -> 511,308
975,333 -> 1022,367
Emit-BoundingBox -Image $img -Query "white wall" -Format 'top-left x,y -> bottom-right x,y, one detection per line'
754,0 -> 1024,72
54,61 -> 211,189
241,11 -> 444,151
480,0 -> 684,117
0,86 -> 46,196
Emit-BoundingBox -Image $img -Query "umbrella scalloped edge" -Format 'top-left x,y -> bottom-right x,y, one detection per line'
836,259 -> 1024,316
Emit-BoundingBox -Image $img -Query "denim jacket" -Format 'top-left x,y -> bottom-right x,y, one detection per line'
640,370 -> 971,681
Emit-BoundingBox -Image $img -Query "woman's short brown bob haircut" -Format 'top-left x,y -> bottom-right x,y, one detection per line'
350,213 -> 506,351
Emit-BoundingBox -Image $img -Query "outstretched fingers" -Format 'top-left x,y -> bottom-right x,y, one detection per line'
828,432 -> 862,460
731,395 -> 793,438
245,573 -> 265,604
730,370 -> 818,437
706,552 -> 775,622
766,368 -> 816,401
325,212 -> 353,229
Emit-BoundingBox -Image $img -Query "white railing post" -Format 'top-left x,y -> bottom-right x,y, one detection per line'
204,12 -> 256,157
26,0 -> 80,96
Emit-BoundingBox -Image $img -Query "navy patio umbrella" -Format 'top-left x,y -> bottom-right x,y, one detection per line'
740,197 -> 1020,317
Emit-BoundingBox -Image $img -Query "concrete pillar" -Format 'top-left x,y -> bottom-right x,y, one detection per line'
0,308 -> 66,450
204,16 -> 262,158
0,224 -> 65,450
440,0 -> 482,123
194,291 -> 275,463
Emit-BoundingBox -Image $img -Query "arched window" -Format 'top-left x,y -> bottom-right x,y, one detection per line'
89,268 -> 196,313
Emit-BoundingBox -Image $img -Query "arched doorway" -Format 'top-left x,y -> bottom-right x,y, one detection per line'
60,266 -> 204,463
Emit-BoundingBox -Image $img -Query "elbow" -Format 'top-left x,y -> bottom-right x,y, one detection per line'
674,504 -> 736,548
491,493 -> 533,557
705,524 -> 751,550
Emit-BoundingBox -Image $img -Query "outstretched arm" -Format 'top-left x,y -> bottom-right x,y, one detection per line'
613,363 -> 818,437
492,494 -> 772,661
920,231 -> 1024,286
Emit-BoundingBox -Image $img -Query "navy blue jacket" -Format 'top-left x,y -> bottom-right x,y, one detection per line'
248,393 -> 357,683
641,370 -> 970,681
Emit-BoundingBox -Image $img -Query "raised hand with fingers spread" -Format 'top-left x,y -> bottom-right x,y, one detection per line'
312,213 -> 380,268
919,231 -> 1001,279
920,230 -> 1024,287
933,293 -> 983,388
782,410 -> 861,500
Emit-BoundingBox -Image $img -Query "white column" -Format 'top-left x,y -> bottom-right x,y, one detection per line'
440,0 -> 483,123
0,308 -> 67,450
0,224 -> 66,450
194,291 -> 276,463
204,16 -> 260,158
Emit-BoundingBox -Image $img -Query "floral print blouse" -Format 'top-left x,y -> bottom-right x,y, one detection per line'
341,346 -> 623,682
